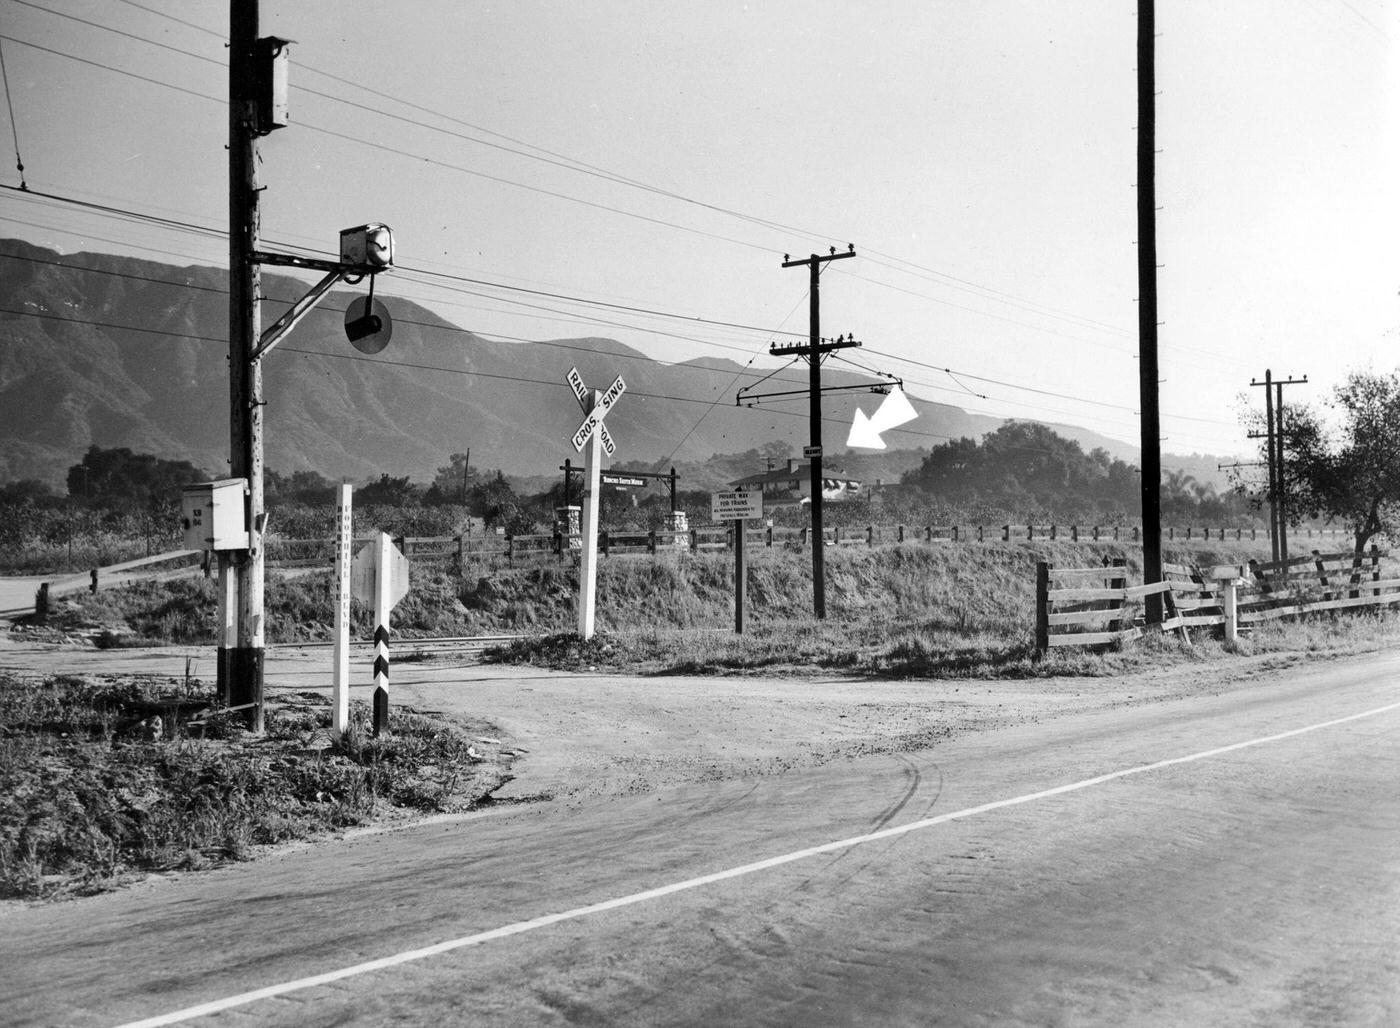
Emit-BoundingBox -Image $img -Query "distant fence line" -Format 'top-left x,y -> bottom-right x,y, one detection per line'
1036,547 -> 1398,653
263,523 -> 1351,570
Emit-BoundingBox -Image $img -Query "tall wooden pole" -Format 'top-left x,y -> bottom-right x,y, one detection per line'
228,0 -> 264,729
778,247 -> 857,619
1137,0 -> 1163,622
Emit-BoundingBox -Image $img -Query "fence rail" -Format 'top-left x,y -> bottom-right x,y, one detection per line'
257,523 -> 1345,571
1036,547 -> 1397,653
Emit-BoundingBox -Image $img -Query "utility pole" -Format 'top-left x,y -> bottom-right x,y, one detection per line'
228,0 -> 264,729
1250,370 -> 1307,564
776,245 -> 857,619
1137,0 -> 1163,623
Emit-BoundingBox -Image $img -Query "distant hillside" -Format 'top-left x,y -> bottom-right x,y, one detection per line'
0,239 -> 1187,491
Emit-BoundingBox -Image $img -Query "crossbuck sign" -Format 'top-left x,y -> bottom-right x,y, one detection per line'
566,366 -> 626,640
570,369 -> 626,455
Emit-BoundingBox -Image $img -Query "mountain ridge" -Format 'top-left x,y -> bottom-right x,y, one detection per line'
0,239 -> 1182,491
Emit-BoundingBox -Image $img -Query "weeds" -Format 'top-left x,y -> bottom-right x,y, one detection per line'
0,672 -> 510,900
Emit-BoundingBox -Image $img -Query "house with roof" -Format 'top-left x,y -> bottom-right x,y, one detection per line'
727,458 -> 862,510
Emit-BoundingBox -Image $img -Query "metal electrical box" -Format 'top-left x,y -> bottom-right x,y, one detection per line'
340,224 -> 395,270
181,479 -> 249,551
254,36 -> 291,134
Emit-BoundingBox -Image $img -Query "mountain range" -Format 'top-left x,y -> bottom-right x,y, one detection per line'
1,238 -> 1199,494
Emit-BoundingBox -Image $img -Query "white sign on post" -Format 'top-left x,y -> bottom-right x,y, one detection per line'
332,484 -> 353,735
351,537 -> 410,607
712,489 -> 764,521
565,369 -> 625,640
567,366 -> 589,412
571,373 -> 626,453
352,533 -> 410,737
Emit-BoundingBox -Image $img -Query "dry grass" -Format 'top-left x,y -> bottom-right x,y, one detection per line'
0,672 -> 512,900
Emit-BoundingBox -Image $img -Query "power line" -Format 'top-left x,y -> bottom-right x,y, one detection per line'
46,4 -> 1147,345
0,38 -> 26,190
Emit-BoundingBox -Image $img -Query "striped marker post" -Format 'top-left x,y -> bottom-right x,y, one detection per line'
372,531 -> 393,738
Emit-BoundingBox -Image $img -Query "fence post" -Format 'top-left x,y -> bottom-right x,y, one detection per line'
1372,545 -> 1381,597
456,534 -> 466,573
867,524 -> 875,547
601,530 -> 611,557
1221,575 -> 1239,645
766,526 -> 773,547
1002,525 -> 1010,542
1313,549 -> 1330,600
648,530 -> 657,555
1035,562 -> 1051,655
952,525 -> 960,543
90,568 -> 99,594
690,528 -> 699,552
506,534 -> 514,567
1109,557 -> 1128,632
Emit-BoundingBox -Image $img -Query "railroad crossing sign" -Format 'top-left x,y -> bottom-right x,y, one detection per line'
568,368 -> 626,456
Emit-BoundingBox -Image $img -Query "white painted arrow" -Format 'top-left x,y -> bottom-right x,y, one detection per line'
847,386 -> 918,449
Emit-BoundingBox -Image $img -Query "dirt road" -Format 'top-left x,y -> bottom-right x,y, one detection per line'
2,639 -> 1398,1026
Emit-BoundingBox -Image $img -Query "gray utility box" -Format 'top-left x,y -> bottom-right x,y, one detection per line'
181,479 -> 249,551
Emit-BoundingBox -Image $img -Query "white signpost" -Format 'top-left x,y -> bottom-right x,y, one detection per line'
712,488 -> 763,633
332,483 -> 353,734
568,367 -> 625,639
351,532 -> 410,736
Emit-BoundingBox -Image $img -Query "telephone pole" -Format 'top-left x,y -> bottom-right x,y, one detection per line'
228,0 -> 264,729
776,245 -> 857,619
1250,370 -> 1308,564
1137,0 -> 1163,622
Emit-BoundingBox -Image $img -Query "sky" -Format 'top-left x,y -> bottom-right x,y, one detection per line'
2,0 -> 1396,466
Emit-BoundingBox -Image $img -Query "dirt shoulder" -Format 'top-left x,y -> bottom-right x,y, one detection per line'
295,641 -> 1340,805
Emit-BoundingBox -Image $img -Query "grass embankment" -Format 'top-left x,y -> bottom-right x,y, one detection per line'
0,672 -> 514,900
49,536 -> 1400,677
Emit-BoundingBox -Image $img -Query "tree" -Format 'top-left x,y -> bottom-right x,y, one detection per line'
1266,370 -> 1400,552
468,470 -> 535,534
358,473 -> 421,507
66,446 -> 207,512
265,469 -> 337,507
425,452 -> 473,506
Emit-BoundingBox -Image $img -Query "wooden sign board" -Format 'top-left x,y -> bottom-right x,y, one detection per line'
711,490 -> 763,521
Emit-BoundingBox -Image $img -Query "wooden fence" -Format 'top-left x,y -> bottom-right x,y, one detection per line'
1036,547 -> 1399,653
261,523 -> 1349,571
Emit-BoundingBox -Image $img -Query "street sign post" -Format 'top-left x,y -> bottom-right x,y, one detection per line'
712,489 -> 763,633
352,532 -> 410,736
332,484 -> 353,734
565,368 -> 625,639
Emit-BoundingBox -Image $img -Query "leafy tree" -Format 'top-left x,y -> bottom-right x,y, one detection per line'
358,473 -> 421,507
425,452 -> 473,506
265,469 -> 337,507
902,422 -> 1137,519
0,479 -> 61,507
1256,370 -> 1400,551
66,446 -> 207,513
468,470 -> 535,534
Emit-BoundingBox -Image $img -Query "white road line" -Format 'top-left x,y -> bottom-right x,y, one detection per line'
114,698 -> 1400,1028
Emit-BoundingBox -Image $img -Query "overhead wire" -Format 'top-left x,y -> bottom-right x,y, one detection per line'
0,18 -> 1255,454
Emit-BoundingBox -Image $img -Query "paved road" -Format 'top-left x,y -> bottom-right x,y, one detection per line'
3,649 -> 1398,1027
